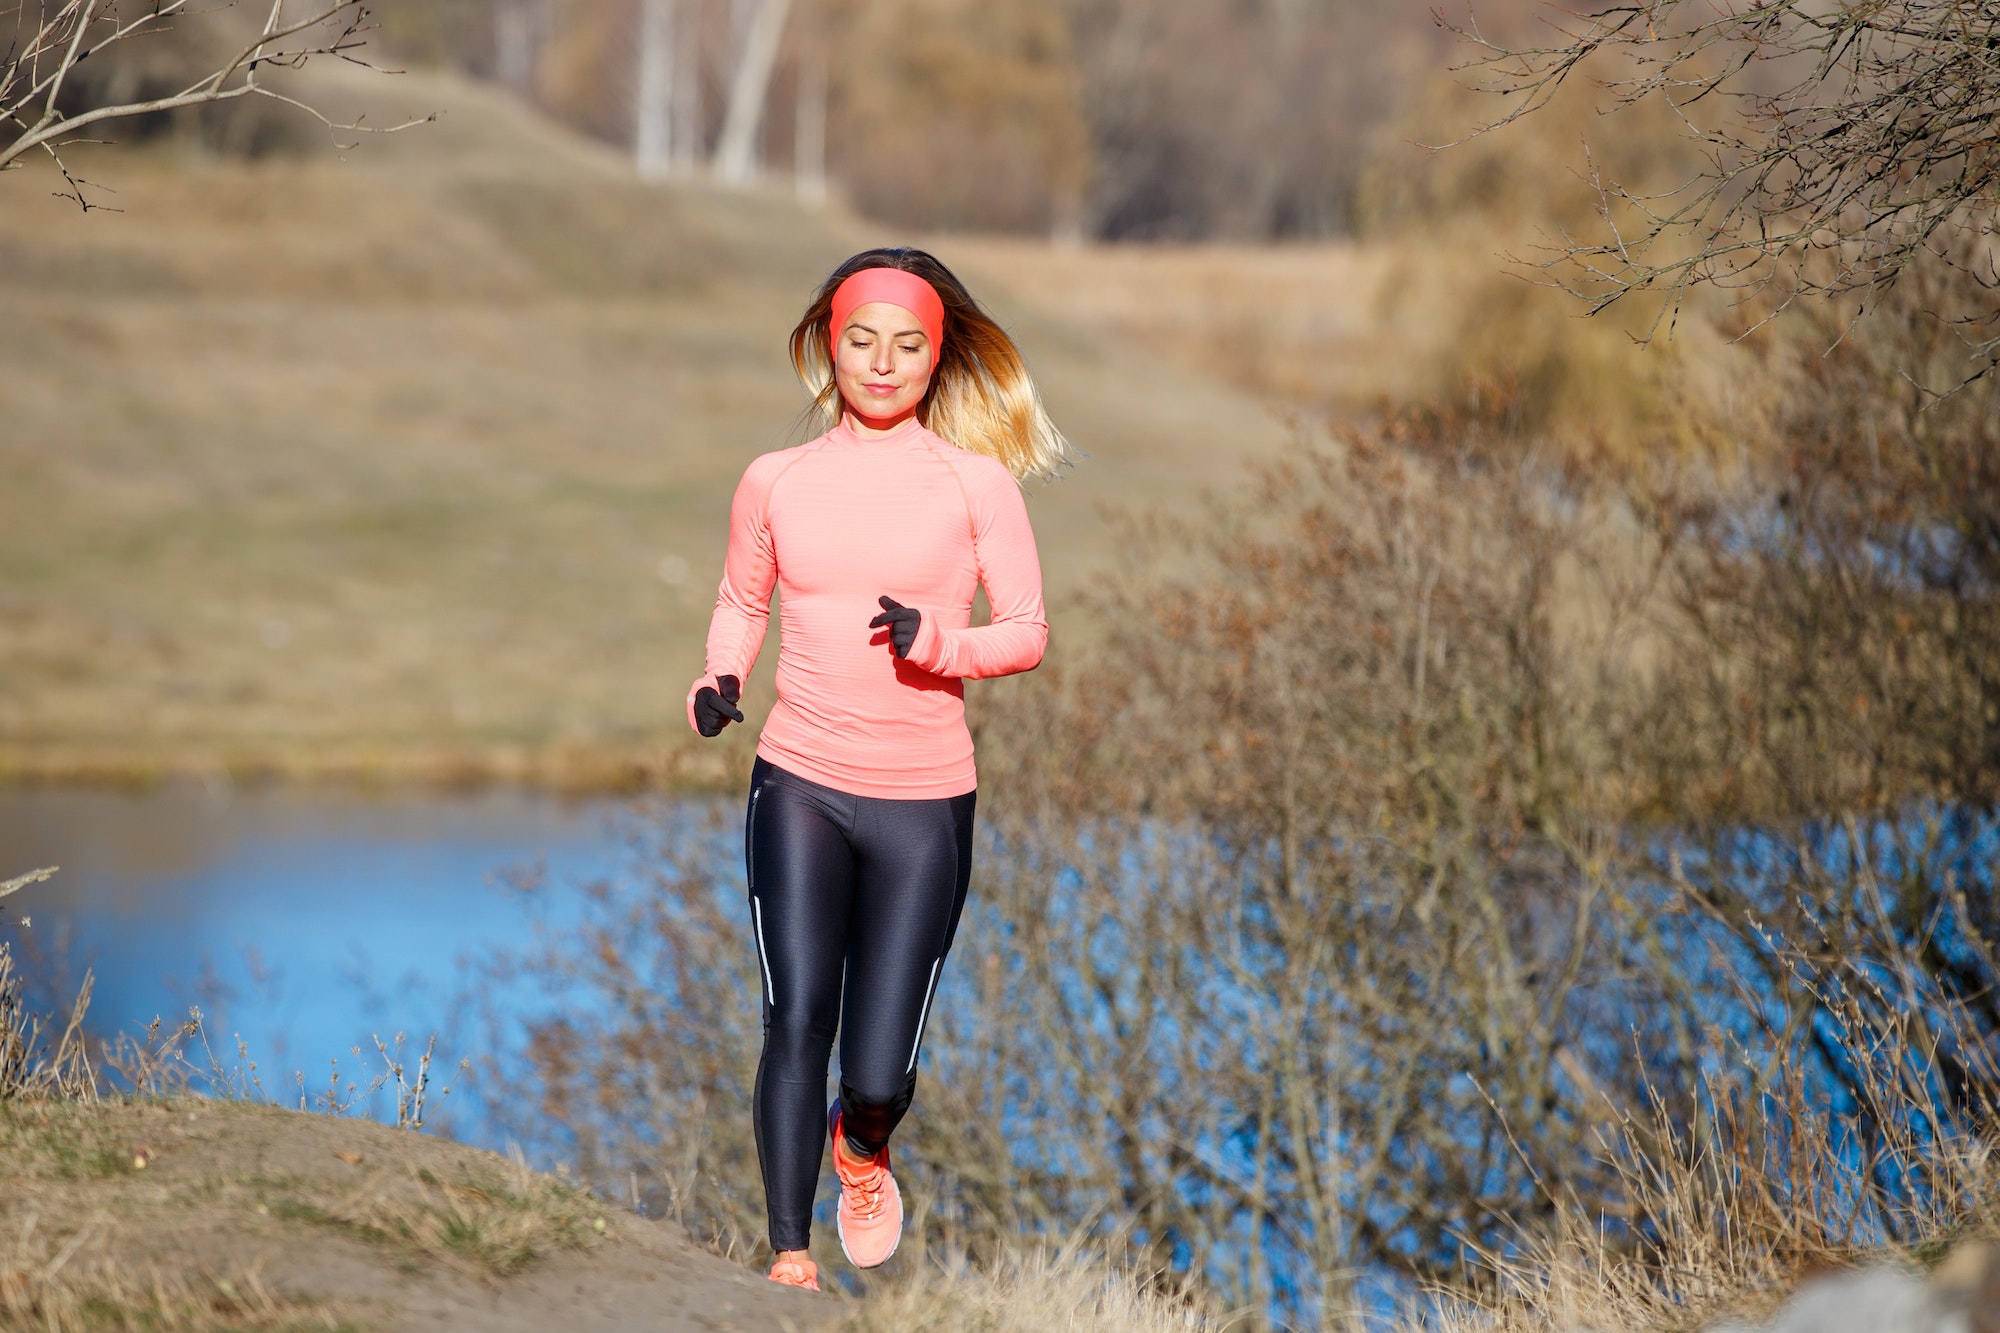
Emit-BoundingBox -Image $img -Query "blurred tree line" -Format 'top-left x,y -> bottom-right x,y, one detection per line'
376,0 -> 1459,239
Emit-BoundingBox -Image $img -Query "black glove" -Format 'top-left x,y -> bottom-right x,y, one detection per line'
693,674 -> 744,737
869,596 -> 921,659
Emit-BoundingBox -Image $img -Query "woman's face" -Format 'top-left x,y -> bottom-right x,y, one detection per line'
833,301 -> 933,423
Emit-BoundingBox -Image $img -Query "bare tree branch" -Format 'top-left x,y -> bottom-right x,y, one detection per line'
1441,0 -> 2000,381
0,867 -> 57,900
1,0 -> 432,209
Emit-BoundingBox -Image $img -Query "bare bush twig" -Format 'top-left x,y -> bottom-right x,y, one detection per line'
1443,1 -> 2000,382
1,1 -> 433,210
372,1031 -> 469,1131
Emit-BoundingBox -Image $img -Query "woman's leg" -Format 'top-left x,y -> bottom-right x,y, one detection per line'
746,759 -> 857,1253
836,788 -> 977,1154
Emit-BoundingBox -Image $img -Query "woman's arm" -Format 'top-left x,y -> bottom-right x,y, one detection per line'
903,465 -> 1047,680
686,458 -> 779,733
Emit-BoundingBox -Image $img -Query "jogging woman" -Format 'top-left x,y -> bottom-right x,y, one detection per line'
686,248 -> 1068,1291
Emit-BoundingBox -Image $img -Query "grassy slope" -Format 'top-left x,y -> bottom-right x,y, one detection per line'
0,1097 -> 830,1331
0,66 -> 1294,789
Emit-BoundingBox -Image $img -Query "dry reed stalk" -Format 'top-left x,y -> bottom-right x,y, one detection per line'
1410,941 -> 2000,1333
0,941 -> 97,1102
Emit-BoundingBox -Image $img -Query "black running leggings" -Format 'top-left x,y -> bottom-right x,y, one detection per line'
745,757 -> 976,1252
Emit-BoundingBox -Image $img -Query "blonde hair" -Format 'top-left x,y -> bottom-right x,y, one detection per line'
788,248 -> 1074,482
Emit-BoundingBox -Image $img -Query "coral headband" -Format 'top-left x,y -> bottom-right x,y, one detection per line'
830,268 -> 946,371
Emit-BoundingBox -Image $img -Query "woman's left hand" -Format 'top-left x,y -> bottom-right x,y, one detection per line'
869,596 -> 921,659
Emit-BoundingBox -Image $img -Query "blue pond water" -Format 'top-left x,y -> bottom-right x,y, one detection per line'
0,785 -> 672,1138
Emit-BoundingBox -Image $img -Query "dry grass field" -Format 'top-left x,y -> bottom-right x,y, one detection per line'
0,66 -> 1312,791
943,237 -> 1417,411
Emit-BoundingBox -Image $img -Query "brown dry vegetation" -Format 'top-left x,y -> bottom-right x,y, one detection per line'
836,1247 -> 1222,1332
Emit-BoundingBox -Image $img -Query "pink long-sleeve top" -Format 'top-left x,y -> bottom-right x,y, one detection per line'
686,417 -> 1048,799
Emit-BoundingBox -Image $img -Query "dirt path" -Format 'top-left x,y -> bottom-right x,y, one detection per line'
268,1215 -> 832,1333
0,1098 -> 837,1331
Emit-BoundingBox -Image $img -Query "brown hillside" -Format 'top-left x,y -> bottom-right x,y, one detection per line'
0,65 -> 1293,790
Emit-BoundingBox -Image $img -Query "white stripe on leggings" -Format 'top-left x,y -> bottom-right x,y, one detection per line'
752,896 -> 775,1007
906,958 -> 942,1074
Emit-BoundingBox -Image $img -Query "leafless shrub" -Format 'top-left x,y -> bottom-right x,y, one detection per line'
372,1030 -> 471,1131
947,414 -> 1719,1322
1420,923 -> 2000,1333
1389,269 -> 2000,1332
1644,261 -> 2000,818
100,1009 -> 206,1098
94,1002 -> 301,1105
967,379 -> 1998,1322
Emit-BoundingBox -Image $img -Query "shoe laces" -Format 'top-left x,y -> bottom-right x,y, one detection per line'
840,1146 -> 890,1221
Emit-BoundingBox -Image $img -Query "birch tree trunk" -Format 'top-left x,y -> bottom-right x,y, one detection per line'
712,0 -> 791,185
793,45 -> 826,205
635,0 -> 676,181
673,0 -> 702,169
494,0 -> 544,97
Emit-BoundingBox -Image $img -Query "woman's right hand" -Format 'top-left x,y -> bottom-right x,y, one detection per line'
693,675 -> 745,736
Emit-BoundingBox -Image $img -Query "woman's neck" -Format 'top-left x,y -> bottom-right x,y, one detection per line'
840,405 -> 921,439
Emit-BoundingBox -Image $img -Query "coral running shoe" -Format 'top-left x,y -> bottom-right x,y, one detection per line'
767,1252 -> 820,1291
829,1101 -> 903,1268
